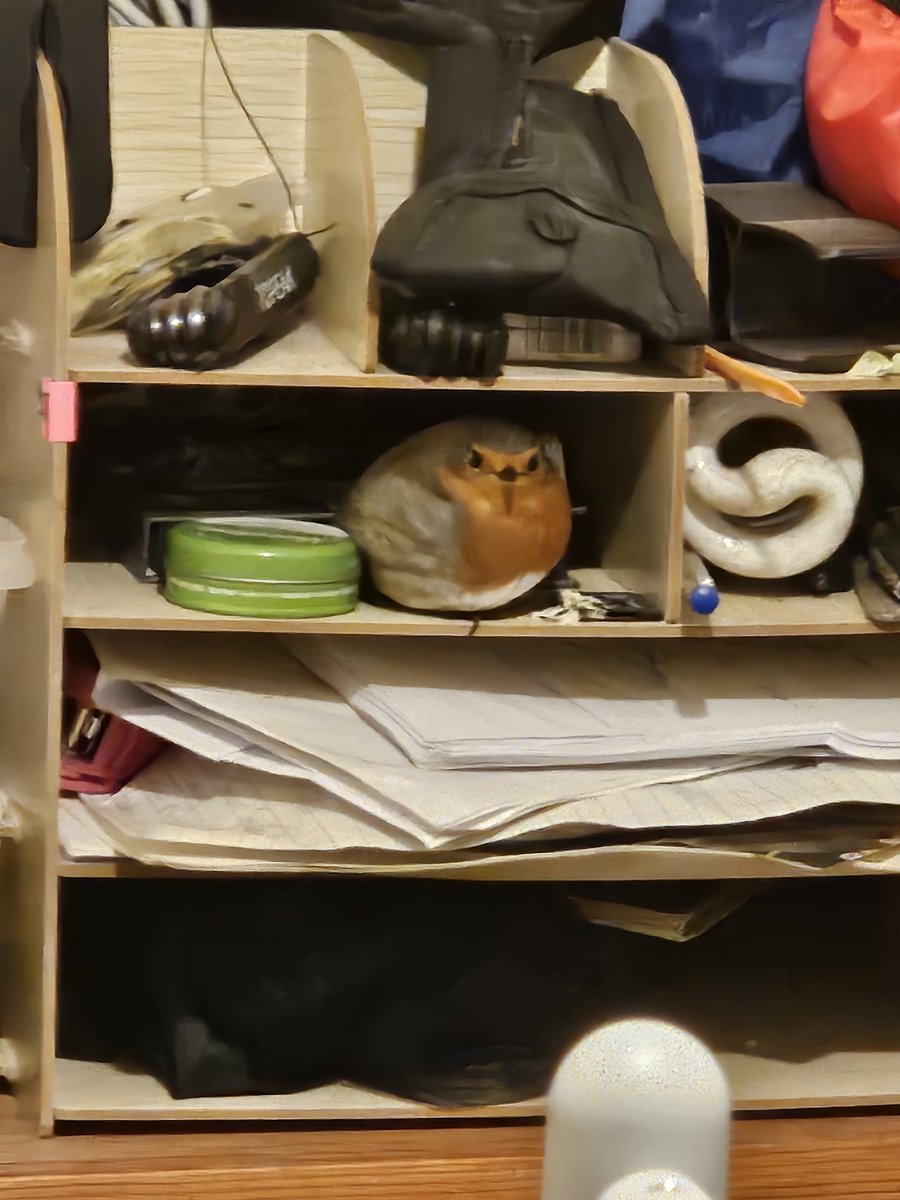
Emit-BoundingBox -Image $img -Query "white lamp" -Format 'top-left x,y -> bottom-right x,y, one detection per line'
542,1020 -> 730,1200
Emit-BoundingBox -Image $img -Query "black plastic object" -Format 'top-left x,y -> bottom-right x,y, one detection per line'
0,0 -> 111,248
707,182 -> 900,372
126,233 -> 320,370
576,591 -> 662,619
802,543 -> 856,597
379,293 -> 509,380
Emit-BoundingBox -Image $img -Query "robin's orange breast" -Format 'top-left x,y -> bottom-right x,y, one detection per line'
449,474 -> 572,592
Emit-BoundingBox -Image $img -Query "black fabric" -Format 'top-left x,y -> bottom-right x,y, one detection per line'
59,879 -> 629,1105
374,78 -> 709,341
210,0 -> 627,45
0,0 -> 111,247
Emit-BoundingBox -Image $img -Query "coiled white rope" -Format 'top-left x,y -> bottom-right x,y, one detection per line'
109,0 -> 210,26
684,393 -> 863,580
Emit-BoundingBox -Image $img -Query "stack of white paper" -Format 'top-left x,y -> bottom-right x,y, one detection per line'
52,631 -> 900,878
87,633 -> 754,848
287,636 -> 900,768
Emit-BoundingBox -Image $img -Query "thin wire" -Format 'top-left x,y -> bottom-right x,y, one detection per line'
206,24 -> 299,232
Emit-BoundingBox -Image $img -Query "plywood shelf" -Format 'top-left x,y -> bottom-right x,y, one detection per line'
766,369 -> 900,394
53,1059 -> 540,1123
53,1050 -> 900,1122
62,562 -> 669,637
68,327 -> 715,393
680,584 -> 893,637
67,328 -> 900,394
64,562 -> 896,638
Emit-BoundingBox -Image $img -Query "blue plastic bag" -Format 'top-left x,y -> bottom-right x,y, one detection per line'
620,0 -> 821,183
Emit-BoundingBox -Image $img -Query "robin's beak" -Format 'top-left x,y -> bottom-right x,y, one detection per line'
497,466 -> 519,483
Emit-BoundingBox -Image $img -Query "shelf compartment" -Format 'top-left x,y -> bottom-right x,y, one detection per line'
80,32 -> 900,392
55,879 -> 900,1118
88,30 -> 711,385
67,383 -> 684,627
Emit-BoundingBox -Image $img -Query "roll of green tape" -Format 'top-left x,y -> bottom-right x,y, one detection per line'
164,518 -> 360,619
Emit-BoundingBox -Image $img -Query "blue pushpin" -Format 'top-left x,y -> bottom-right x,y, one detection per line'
685,549 -> 720,616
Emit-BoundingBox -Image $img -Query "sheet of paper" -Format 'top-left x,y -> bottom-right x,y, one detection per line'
58,796 -> 118,860
568,881 -> 767,941
82,748 -> 426,856
60,791 -> 900,880
287,635 -> 900,768
493,760 -> 900,844
89,632 -> 752,844
74,735 -> 900,871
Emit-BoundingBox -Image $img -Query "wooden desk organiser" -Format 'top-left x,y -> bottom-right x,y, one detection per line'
2,29 -> 900,1137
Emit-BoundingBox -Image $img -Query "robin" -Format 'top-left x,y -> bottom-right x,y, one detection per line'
340,418 -> 572,612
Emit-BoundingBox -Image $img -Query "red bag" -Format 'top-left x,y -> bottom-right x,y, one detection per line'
806,0 -> 900,231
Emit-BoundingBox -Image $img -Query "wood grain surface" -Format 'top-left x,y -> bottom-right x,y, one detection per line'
0,54 -> 72,1133
62,561 -> 900,638
2,1115 -> 900,1198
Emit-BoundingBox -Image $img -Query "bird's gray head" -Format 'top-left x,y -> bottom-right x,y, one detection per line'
436,418 -> 565,484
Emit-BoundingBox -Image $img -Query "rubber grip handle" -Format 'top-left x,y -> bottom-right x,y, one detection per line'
126,233 -> 320,370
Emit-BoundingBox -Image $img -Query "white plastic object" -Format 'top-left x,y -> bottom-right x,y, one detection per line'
684,393 -> 863,579
0,1039 -> 24,1084
0,519 -> 34,601
600,1171 -> 714,1200
542,1019 -> 730,1200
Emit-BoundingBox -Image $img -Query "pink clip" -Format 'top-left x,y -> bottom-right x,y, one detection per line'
41,378 -> 78,443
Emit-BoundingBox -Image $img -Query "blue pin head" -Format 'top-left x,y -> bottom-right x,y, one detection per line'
690,584 -> 720,616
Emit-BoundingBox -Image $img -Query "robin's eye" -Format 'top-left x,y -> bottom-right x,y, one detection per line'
467,449 -> 483,469
527,454 -> 540,472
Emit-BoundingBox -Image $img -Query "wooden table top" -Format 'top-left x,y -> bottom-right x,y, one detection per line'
2,1113 -> 900,1198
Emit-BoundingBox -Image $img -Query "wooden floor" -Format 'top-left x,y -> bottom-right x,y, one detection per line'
3,1113 -> 900,1198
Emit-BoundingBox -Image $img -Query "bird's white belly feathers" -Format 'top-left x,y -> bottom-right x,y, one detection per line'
373,567 -> 547,612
